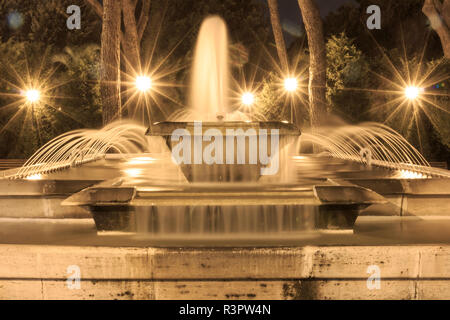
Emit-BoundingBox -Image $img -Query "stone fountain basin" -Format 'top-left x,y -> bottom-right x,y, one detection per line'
62,182 -> 387,233
1,153 -> 449,222
146,121 -> 300,182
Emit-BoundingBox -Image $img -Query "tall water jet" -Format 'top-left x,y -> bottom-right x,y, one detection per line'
190,16 -> 229,120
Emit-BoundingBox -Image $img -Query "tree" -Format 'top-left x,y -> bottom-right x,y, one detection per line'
86,0 -> 150,69
297,0 -> 327,129
52,45 -> 102,129
323,1 -> 442,60
86,0 -> 150,122
267,0 -> 289,72
122,0 -> 151,71
99,0 -> 121,125
0,0 -> 101,47
0,2 -> 102,158
121,0 -> 151,121
0,41 -> 103,158
85,0 -> 125,125
423,0 -> 450,58
326,33 -> 369,122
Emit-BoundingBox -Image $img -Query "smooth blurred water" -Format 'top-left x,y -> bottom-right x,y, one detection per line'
190,16 -> 230,120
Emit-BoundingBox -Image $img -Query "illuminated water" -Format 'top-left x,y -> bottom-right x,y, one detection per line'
189,16 -> 229,120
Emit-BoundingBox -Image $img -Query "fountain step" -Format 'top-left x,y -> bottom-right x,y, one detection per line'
0,179 -> 101,196
0,196 -> 90,219
355,216 -> 450,236
0,179 -> 100,218
345,178 -> 450,195
63,184 -> 386,207
331,178 -> 450,216
361,195 -> 450,216
61,184 -> 386,233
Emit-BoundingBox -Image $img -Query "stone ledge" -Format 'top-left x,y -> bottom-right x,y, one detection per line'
1,244 -> 449,299
1,244 -> 449,280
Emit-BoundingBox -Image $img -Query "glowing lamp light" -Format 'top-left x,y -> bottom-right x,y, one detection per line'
25,89 -> 40,103
405,86 -> 422,100
136,76 -> 152,92
241,92 -> 255,106
284,77 -> 298,92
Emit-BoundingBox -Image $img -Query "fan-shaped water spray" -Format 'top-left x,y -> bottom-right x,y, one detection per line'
9,121 -> 148,179
296,122 -> 449,177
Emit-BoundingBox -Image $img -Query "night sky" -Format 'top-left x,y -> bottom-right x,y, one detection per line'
274,0 -> 357,43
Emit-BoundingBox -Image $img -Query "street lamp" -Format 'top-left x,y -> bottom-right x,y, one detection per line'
241,92 -> 255,106
284,77 -> 298,92
405,86 -> 422,100
135,76 -> 152,92
25,89 -> 40,103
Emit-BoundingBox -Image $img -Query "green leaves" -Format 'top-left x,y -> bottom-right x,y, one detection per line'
326,32 -> 369,120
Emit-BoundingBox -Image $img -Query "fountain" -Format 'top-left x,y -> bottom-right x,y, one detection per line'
1,15 -> 450,300
149,16 -> 300,182
1,16 -> 449,236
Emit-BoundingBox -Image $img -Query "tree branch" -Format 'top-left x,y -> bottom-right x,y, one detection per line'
442,0 -> 450,28
84,0 -> 103,17
423,0 -> 450,58
434,0 -> 443,13
268,0 -> 289,72
137,0 -> 151,41
122,0 -> 141,68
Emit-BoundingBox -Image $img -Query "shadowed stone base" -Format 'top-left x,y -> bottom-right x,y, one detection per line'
1,244 -> 449,299
2,279 -> 449,300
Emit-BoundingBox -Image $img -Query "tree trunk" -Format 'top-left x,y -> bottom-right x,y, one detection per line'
122,0 -> 142,121
100,0 -> 122,125
122,0 -> 141,71
423,0 -> 450,58
297,0 -> 327,129
267,0 -> 289,73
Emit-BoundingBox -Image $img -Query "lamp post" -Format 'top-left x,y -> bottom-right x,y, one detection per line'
284,77 -> 298,124
23,88 -> 42,145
